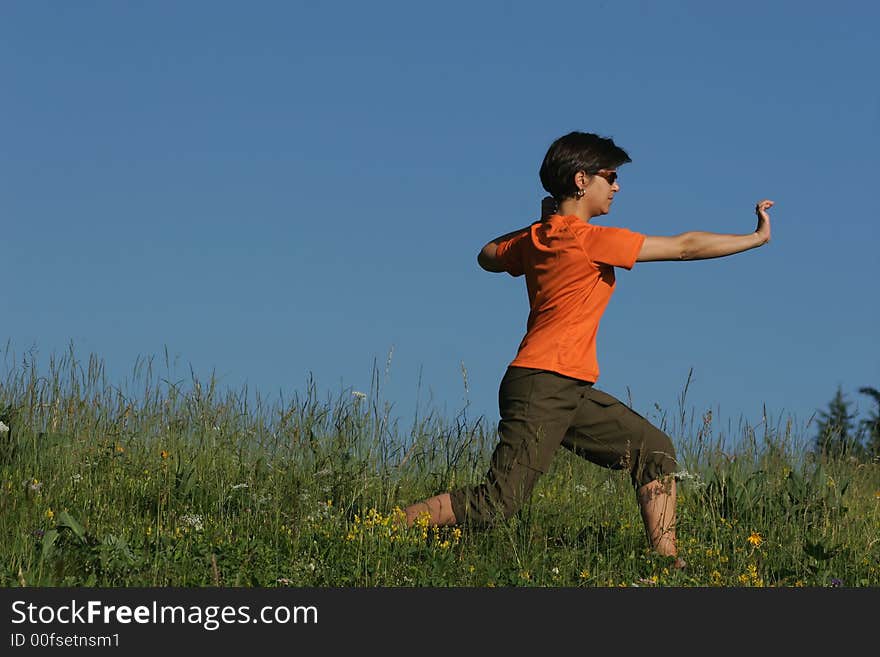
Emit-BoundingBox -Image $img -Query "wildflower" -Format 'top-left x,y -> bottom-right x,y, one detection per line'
32,529 -> 45,539
830,577 -> 842,587
551,567 -> 560,576
0,421 -> 8,433
673,469 -> 706,488
748,532 -> 763,547
874,491 -> 880,500
180,513 -> 204,531
352,391 -> 367,400
115,444 -> 124,453
231,483 -> 249,490
520,570 -> 531,581
160,450 -> 169,460
28,479 -> 42,492
45,509 -> 54,520
277,578 -> 292,586
711,570 -> 722,584
579,569 -> 590,580
71,474 -> 83,483
574,484 -> 588,495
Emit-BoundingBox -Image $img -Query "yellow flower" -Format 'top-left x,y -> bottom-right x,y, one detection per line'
160,450 -> 169,459
115,444 -> 124,453
45,508 -> 54,520
748,531 -> 763,547
579,569 -> 590,580
874,491 -> 880,500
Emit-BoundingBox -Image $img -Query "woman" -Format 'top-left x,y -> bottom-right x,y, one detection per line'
402,131 -> 773,568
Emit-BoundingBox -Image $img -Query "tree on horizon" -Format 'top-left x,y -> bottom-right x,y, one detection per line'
858,386 -> 880,459
814,386 -> 863,460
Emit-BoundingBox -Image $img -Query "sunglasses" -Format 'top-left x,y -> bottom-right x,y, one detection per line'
593,170 -> 618,185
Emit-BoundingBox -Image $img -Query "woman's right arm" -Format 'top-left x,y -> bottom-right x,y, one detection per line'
477,225 -> 534,272
637,199 -> 774,262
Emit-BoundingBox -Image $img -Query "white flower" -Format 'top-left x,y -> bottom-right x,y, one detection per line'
352,391 -> 367,400
180,513 -> 204,531
574,484 -> 588,495
71,474 -> 83,483
0,421 -> 9,433
673,470 -> 706,488
231,483 -> 249,490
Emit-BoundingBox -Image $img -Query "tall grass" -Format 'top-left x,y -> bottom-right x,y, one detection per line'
1,345 -> 878,587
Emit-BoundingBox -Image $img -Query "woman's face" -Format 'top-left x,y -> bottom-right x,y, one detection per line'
580,169 -> 621,217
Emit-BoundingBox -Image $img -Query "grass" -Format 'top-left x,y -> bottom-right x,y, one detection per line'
1,345 -> 878,587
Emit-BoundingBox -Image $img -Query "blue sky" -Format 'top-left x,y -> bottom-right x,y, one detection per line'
3,1 -> 878,448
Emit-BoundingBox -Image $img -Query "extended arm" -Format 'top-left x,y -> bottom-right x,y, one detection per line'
637,200 -> 774,262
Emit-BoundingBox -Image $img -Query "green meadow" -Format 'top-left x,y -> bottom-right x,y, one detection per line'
1,348 -> 878,587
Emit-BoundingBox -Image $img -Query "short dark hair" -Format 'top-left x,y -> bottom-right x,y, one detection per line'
539,131 -> 631,200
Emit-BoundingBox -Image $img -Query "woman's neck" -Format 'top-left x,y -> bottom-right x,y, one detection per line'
557,198 -> 594,222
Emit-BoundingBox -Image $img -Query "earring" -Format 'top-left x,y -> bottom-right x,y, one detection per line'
576,189 -> 585,199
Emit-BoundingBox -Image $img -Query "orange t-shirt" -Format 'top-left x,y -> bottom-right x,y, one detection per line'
495,214 -> 645,383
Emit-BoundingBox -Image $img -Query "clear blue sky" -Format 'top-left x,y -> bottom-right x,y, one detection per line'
3,1 -> 878,447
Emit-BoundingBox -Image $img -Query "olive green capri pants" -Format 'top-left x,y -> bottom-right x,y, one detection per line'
449,366 -> 678,525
